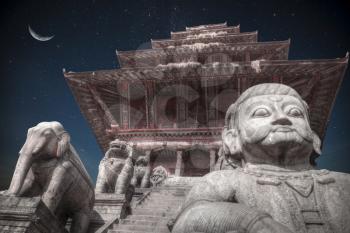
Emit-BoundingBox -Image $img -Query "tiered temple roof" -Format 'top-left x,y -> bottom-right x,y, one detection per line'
64,22 -> 348,156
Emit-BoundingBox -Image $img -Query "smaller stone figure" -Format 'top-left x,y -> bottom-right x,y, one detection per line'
130,155 -> 151,188
1,121 -> 94,233
150,166 -> 169,187
95,139 -> 134,194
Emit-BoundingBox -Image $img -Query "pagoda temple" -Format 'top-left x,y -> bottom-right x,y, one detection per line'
64,22 -> 348,177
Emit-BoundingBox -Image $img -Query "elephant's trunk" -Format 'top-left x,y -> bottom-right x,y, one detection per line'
8,152 -> 32,195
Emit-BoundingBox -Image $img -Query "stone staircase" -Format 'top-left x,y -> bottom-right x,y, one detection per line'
108,185 -> 191,233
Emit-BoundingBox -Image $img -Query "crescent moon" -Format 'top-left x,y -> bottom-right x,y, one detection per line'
28,25 -> 54,42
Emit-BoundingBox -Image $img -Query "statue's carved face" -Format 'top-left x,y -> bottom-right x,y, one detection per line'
223,94 -> 323,168
223,84 -> 321,168
238,95 -> 314,147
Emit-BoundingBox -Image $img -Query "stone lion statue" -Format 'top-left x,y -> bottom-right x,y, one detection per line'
95,139 -> 134,194
130,154 -> 151,188
170,83 -> 350,233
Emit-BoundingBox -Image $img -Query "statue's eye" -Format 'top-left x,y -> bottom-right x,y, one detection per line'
43,130 -> 53,137
287,107 -> 303,118
252,108 -> 271,117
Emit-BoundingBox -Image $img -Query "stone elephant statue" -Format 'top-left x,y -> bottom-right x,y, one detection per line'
130,155 -> 151,188
95,139 -> 134,194
3,121 -> 94,233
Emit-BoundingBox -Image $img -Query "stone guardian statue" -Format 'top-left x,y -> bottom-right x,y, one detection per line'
95,139 -> 134,194
1,121 -> 94,233
170,83 -> 350,233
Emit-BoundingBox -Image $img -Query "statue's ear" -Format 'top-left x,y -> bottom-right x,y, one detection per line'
57,132 -> 70,157
222,128 -> 242,158
20,128 -> 34,154
312,131 -> 321,155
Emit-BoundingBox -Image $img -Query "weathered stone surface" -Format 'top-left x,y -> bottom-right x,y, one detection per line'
161,176 -> 203,187
111,185 -> 191,233
2,122 -> 94,233
131,154 -> 151,188
88,187 -> 134,233
96,139 -> 135,194
0,196 -> 67,233
171,83 -> 350,233
150,166 -> 169,186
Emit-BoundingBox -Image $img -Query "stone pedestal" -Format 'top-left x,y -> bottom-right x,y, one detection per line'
88,187 -> 133,233
0,196 -> 67,233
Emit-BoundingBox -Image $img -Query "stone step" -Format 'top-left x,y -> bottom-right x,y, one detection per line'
140,203 -> 183,208
145,196 -> 185,201
147,196 -> 185,202
115,223 -> 169,232
151,188 -> 190,192
109,229 -> 170,233
134,205 -> 179,211
126,214 -> 171,222
131,208 -> 176,217
147,194 -> 186,201
141,199 -> 184,204
119,219 -> 163,226
109,186 -> 189,233
135,204 -> 178,209
155,185 -> 192,190
140,201 -> 184,208
140,204 -> 182,210
149,190 -> 189,195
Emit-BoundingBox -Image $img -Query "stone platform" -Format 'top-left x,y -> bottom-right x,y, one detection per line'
0,196 -> 67,233
88,188 -> 133,233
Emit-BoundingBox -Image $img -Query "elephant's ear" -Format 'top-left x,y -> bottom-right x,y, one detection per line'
19,128 -> 34,154
57,132 -> 70,157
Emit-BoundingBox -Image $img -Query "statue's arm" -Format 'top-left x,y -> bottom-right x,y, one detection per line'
169,171 -> 236,229
332,172 -> 350,204
184,171 -> 236,206
140,165 -> 151,188
171,171 -> 293,233
115,157 -> 134,194
95,160 -> 107,193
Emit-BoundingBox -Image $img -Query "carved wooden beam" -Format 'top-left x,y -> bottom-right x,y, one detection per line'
302,73 -> 321,99
118,81 -> 130,129
88,85 -> 119,128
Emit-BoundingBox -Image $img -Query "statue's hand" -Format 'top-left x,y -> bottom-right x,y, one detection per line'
248,217 -> 293,233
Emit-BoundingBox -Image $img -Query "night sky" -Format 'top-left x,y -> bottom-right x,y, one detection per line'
0,0 -> 349,189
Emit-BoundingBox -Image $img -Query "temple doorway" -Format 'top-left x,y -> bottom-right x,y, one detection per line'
150,149 -> 177,175
183,148 -> 210,176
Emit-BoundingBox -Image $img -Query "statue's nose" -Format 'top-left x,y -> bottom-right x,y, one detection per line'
271,117 -> 292,126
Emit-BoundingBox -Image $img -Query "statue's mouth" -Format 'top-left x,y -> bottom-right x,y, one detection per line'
272,127 -> 294,133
